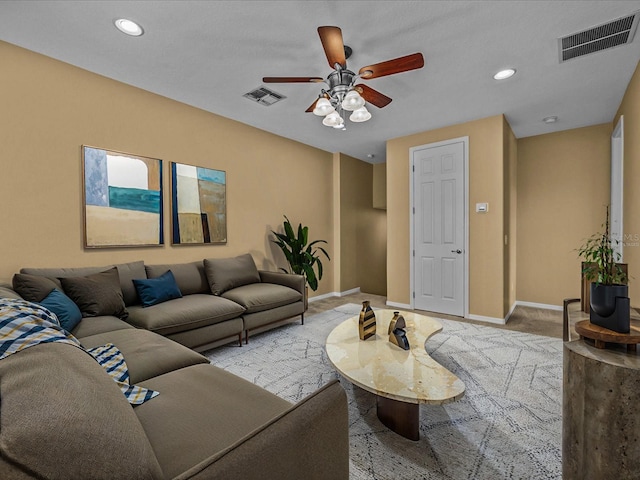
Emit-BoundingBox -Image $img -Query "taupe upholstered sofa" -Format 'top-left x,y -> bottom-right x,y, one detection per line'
16,253 -> 305,351
0,256 -> 349,479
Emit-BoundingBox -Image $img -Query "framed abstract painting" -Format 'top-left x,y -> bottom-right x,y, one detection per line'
82,146 -> 163,248
171,162 -> 227,244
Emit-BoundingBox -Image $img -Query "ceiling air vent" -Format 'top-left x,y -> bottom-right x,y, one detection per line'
243,86 -> 286,106
559,11 -> 639,62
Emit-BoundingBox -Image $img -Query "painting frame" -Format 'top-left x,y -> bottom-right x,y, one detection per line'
82,145 -> 164,248
170,162 -> 227,245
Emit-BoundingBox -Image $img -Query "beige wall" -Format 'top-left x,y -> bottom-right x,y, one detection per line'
372,163 -> 387,210
338,154 -> 387,296
0,41 -> 336,297
387,115 -> 506,318
516,124 -> 611,306
615,61 -> 640,304
504,119 -> 518,314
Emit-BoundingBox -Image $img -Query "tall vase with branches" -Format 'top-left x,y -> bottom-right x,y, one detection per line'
271,216 -> 330,292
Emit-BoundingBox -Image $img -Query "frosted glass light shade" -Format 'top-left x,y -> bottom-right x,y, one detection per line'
349,106 -> 371,123
322,111 -> 343,127
341,90 -> 365,111
313,98 -> 335,116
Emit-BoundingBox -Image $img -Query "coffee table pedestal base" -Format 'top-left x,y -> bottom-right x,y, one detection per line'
376,396 -> 420,441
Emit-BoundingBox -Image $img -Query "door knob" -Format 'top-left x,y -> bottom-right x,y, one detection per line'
451,249 -> 462,254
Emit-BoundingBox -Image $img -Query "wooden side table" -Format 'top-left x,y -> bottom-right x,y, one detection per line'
574,319 -> 640,351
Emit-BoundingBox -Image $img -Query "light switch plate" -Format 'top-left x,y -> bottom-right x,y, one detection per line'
476,202 -> 488,213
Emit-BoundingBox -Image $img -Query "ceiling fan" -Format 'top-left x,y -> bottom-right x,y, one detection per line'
262,26 -> 424,129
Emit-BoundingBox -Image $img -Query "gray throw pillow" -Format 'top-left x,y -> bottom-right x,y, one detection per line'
60,267 -> 128,319
12,273 -> 58,302
204,254 -> 261,295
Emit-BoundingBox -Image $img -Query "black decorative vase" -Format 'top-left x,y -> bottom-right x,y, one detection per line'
589,283 -> 630,333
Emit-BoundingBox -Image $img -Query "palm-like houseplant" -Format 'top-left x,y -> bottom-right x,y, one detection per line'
271,216 -> 330,292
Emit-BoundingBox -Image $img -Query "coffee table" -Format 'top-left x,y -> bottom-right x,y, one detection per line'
325,309 -> 465,440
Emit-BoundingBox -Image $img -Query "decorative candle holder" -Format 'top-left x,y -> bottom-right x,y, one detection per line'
358,300 -> 376,340
388,311 -> 410,350
388,311 -> 405,334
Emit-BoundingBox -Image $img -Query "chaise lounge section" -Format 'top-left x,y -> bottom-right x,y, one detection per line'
0,264 -> 348,479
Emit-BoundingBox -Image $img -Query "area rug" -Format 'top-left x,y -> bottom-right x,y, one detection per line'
204,304 -> 562,480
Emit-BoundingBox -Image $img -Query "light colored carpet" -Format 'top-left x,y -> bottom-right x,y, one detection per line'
204,303 -> 562,480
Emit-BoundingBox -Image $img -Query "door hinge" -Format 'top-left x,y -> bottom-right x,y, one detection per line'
412,207 -> 415,214
413,292 -> 415,298
413,250 -> 415,257
412,164 -> 415,172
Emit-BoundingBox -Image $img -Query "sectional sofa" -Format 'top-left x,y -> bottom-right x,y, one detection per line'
0,254 -> 349,479
15,253 -> 306,350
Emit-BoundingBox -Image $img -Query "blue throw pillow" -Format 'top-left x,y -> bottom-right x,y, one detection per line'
38,288 -> 83,332
133,270 -> 182,307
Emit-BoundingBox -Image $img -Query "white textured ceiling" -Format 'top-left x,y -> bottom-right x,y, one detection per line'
2,0 -> 640,163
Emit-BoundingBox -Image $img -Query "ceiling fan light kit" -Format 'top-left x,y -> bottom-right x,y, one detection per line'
262,26 -> 424,131
350,106 -> 371,123
312,97 -> 335,116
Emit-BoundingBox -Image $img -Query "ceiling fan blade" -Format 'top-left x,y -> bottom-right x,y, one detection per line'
318,26 -> 346,69
358,53 -> 424,79
263,77 -> 324,83
305,99 -> 319,113
354,84 -> 392,108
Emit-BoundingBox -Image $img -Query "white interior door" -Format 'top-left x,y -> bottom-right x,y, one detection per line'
611,116 -> 624,260
413,140 -> 465,316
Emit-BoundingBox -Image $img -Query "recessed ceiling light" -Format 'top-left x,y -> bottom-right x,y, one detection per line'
543,116 -> 558,124
114,18 -> 144,37
493,68 -> 516,80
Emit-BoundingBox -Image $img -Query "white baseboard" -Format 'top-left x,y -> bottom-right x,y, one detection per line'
504,302 -> 518,323
308,287 -> 361,303
386,301 -> 412,310
515,301 -> 563,311
466,314 -> 507,325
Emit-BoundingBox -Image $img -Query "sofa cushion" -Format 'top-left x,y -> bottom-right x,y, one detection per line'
135,364 -> 291,479
222,283 -> 302,314
38,288 -> 82,332
145,261 -> 209,295
12,273 -> 57,302
80,328 -> 209,384
60,267 -> 128,320
86,343 -> 159,405
0,284 -> 22,300
71,315 -> 134,339
0,343 -> 164,480
204,253 -> 261,295
133,270 -> 183,307
20,261 -> 146,307
126,294 -> 245,335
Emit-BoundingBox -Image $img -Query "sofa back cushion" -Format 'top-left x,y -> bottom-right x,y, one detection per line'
20,261 -> 146,307
0,342 -> 164,479
12,273 -> 58,302
204,254 -> 261,295
60,268 -> 129,319
145,261 -> 209,295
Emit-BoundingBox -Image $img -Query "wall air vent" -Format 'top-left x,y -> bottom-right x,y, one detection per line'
243,86 -> 286,106
559,11 -> 639,62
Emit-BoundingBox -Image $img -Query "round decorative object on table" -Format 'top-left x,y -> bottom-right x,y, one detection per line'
575,319 -> 640,351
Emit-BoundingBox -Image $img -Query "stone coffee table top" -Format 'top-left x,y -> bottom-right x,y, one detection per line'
325,309 -> 465,405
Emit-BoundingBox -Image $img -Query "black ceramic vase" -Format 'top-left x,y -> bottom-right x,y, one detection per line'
589,283 -> 630,333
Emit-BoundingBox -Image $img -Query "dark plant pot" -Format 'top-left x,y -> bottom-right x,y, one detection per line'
591,283 -> 628,316
590,283 -> 630,333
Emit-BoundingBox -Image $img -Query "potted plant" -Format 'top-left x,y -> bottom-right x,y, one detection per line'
577,205 -> 630,332
271,216 -> 330,304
